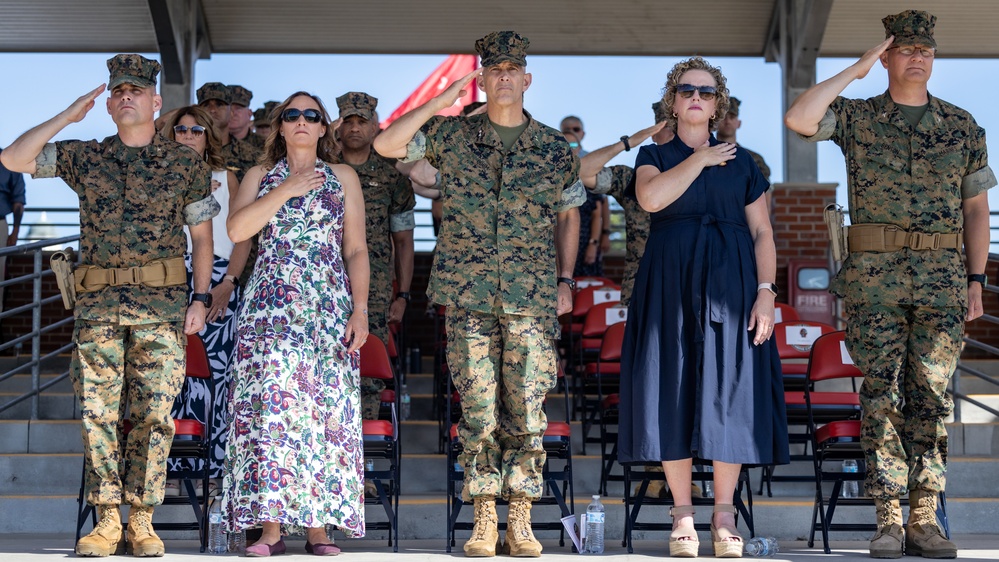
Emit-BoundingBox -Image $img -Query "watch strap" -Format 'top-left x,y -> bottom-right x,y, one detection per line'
968,273 -> 987,286
396,291 -> 412,302
620,135 -> 631,151
557,276 -> 576,290
757,282 -> 778,296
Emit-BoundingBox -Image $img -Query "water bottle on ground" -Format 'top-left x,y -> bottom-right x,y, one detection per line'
207,500 -> 226,554
703,464 -> 714,498
401,384 -> 411,420
841,459 -> 859,498
584,495 -> 605,554
365,458 -> 375,473
227,530 -> 246,555
744,536 -> 779,557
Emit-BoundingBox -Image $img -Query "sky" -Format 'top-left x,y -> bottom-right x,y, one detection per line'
2,51 -> 998,250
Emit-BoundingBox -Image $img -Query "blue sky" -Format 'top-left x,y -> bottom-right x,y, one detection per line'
2,52 -> 997,249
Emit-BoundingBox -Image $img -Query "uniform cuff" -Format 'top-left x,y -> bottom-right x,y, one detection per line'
32,144 -> 58,179
184,195 -> 221,226
390,210 -> 416,232
796,108 -> 836,143
558,180 -> 586,212
400,132 -> 428,163
593,168 -> 613,195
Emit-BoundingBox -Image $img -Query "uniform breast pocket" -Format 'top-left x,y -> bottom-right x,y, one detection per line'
863,141 -> 906,174
928,148 -> 966,188
520,181 -> 558,208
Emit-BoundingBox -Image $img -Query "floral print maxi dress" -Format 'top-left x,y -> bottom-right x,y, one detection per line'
222,158 -> 365,537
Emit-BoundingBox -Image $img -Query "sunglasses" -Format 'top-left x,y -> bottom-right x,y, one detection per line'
675,84 -> 718,101
281,108 -> 323,123
562,126 -> 582,133
173,125 -> 206,136
890,45 -> 936,58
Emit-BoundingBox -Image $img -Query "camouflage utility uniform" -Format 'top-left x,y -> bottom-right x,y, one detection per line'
223,136 -> 259,184
591,166 -> 648,306
802,92 -> 996,498
35,134 -> 216,507
405,112 -> 584,500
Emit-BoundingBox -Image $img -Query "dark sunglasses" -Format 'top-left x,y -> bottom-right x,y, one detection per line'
675,84 -> 718,101
281,108 -> 323,123
173,125 -> 206,136
562,126 -> 582,133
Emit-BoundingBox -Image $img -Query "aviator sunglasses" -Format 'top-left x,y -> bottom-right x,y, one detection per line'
675,84 -> 718,101
281,108 -> 323,123
173,125 -> 206,136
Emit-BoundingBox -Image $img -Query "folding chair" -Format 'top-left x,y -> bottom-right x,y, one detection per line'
578,310 -> 625,455
445,343 -> 576,552
804,331 -> 949,553
580,321 -> 626,495
758,320 -> 837,496
359,336 -> 401,551
622,461 -> 755,553
773,302 -> 800,325
75,334 -> 214,552
571,297 -> 622,422
573,276 -> 619,291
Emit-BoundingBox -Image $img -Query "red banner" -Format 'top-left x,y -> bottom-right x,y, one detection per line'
381,54 -> 478,128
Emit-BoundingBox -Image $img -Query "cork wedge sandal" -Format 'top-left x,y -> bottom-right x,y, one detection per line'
710,504 -> 744,558
669,506 -> 700,558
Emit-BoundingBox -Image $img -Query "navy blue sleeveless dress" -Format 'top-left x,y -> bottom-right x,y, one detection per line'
617,136 -> 790,466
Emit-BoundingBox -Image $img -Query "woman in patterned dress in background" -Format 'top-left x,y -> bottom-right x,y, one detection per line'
222,91 -> 369,556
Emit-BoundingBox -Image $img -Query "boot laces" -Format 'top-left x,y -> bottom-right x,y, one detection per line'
129,508 -> 155,536
508,501 -> 534,539
95,506 -> 120,533
471,501 -> 496,541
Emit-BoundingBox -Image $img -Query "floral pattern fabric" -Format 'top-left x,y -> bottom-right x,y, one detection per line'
222,158 -> 364,537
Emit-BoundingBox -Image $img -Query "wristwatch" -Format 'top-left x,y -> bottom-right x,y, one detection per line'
396,291 -> 412,303
190,292 -> 214,308
223,274 -> 240,287
757,282 -> 778,296
557,277 -> 577,291
620,135 -> 632,151
968,273 -> 988,286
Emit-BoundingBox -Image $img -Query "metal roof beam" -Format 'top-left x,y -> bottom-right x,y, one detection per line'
148,0 -> 211,111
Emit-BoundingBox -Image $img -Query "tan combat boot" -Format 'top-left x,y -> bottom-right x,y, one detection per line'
504,497 -> 543,557
464,497 -> 500,557
76,505 -> 123,557
906,490 -> 957,559
869,498 -> 904,559
126,506 -> 165,557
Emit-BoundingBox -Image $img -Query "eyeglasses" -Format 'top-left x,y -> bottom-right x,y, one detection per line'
890,45 -> 936,58
173,125 -> 206,136
675,84 -> 718,101
281,108 -> 323,123
562,126 -> 582,133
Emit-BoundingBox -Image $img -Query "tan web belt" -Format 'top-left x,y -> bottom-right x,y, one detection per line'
75,257 -> 187,293
848,224 -> 963,253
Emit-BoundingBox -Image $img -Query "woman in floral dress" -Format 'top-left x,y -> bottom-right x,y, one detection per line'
222,91 -> 369,556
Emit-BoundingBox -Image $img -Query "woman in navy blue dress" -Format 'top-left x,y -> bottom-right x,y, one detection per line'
618,57 -> 789,558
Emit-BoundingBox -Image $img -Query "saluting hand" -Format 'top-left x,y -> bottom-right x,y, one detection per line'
63,84 -> 106,124
435,68 -> 481,112
280,170 -> 325,199
853,36 -> 895,80
695,140 -> 737,167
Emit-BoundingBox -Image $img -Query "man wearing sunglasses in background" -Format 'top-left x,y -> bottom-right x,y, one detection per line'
376,30 -> 583,558
562,115 -> 613,258
786,10 -> 995,559
0,54 -> 218,557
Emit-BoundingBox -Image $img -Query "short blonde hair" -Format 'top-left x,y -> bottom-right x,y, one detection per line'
660,57 -> 730,132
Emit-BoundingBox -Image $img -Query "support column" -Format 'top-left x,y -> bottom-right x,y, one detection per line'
147,0 -> 210,112
766,0 -> 833,183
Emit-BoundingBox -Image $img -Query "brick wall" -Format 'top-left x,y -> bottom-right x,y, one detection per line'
772,182 -> 839,306
2,253 -> 75,354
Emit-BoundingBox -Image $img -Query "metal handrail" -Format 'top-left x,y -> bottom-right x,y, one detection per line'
0,235 -> 78,419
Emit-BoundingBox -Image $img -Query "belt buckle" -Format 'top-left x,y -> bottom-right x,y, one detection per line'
109,266 -> 140,286
909,231 -> 940,250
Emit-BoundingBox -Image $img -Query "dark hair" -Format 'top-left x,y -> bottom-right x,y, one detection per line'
161,105 -> 225,170
660,57 -> 730,132
261,91 -> 339,170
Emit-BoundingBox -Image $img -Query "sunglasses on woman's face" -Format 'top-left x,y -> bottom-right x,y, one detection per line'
281,108 -> 323,123
173,125 -> 206,136
675,84 -> 718,101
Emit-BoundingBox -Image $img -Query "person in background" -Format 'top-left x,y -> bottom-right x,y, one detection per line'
0,146 -> 25,309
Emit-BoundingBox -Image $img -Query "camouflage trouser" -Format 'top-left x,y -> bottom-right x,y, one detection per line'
361,294 -> 392,420
845,303 -> 963,499
71,320 -> 187,507
446,307 -> 557,501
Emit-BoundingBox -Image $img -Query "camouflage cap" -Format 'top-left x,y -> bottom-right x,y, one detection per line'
107,54 -> 160,90
883,10 -> 936,48
652,100 -> 668,123
475,31 -> 529,68
196,82 -> 231,105
727,96 -> 741,116
336,92 -> 378,121
228,85 -> 253,107
254,101 -> 279,122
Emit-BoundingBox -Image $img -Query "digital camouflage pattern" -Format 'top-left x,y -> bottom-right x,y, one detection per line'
228,85 -> 253,107
196,82 -> 231,105
254,101 -> 279,123
242,132 -> 266,151
336,92 -> 378,122
883,10 -> 937,48
652,100 -> 668,124
34,134 -> 216,324
744,146 -> 771,180
592,165 -> 648,306
107,54 -> 159,90
73,321 -> 187,506
846,303 -> 961,497
223,136 -> 261,183
405,112 -> 584,328
475,30 -> 529,68
446,308 -> 556,501
803,92 -> 996,498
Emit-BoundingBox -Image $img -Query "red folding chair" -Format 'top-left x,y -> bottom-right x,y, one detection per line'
360,336 -> 400,551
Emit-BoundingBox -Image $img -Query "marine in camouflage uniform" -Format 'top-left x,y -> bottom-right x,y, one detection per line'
789,10 -> 996,558
335,92 -> 416,420
1,54 -> 218,557
252,101 -> 279,144
229,85 -> 266,151
374,31 -> 584,558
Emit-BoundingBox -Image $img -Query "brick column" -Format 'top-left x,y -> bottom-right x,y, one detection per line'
771,182 -> 838,303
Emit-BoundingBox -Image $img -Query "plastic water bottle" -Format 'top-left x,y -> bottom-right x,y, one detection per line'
227,530 -> 246,555
401,384 -> 411,420
365,458 -> 375,473
584,495 -> 605,554
842,460 -> 859,498
703,465 -> 714,498
207,500 -> 226,554
744,536 -> 779,557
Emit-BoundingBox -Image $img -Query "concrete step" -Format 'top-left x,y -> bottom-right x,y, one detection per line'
0,392 -> 78,420
0,373 -> 74,394
6,493 -> 998,539
0,419 -> 82,454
